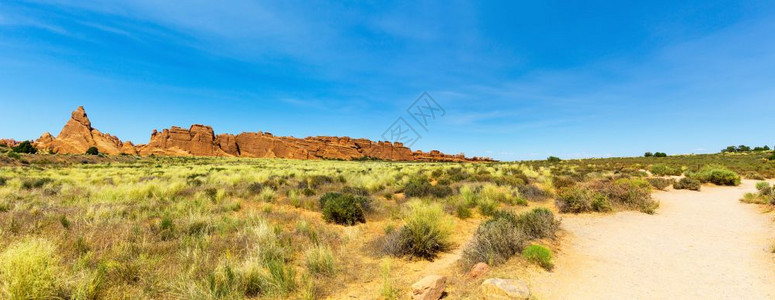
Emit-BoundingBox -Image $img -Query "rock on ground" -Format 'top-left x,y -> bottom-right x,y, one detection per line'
480,278 -> 531,300
411,275 -> 446,300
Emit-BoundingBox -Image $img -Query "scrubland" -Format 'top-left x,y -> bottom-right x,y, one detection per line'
0,148 -> 773,299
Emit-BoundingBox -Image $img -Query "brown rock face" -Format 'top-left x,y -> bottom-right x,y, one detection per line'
35,106 -> 129,155
34,106 -> 494,162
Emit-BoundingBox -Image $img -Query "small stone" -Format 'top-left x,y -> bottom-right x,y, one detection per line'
411,275 -> 447,300
469,262 -> 490,278
480,278 -> 530,300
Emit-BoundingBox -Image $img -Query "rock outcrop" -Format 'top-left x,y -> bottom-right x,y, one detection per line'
34,106 -> 493,162
35,106 -> 138,155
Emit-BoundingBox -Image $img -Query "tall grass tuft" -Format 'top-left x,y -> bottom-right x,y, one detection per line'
0,238 -> 63,300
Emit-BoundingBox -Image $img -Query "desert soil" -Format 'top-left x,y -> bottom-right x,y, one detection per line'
530,180 -> 775,299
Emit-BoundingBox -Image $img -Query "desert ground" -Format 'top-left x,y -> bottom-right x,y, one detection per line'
0,150 -> 774,299
529,180 -> 775,299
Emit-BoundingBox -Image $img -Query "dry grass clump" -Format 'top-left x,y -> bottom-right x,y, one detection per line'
382,201 -> 453,260
740,182 -> 775,205
0,238 -> 63,300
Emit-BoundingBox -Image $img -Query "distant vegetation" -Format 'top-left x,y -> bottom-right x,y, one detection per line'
11,141 -> 37,154
644,152 -> 667,157
721,145 -> 771,153
85,146 -> 99,155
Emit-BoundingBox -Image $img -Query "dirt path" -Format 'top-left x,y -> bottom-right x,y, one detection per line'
530,180 -> 775,299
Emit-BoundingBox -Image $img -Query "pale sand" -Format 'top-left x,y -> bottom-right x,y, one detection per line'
530,180 -> 775,300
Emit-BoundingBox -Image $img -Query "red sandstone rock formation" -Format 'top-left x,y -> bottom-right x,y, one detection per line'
32,107 -> 493,162
35,106 -> 138,155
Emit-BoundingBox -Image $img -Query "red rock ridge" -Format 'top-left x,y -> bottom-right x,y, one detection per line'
34,107 -> 494,162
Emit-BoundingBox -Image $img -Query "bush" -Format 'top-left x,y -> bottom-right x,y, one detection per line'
689,166 -> 741,186
556,186 -> 610,213
674,177 -> 701,191
0,238 -> 63,300
320,193 -> 367,225
384,202 -> 452,260
403,176 -> 453,198
769,152 -> 775,161
756,182 -> 772,196
461,209 -> 559,268
547,156 -> 561,162
461,212 -> 527,267
11,141 -> 37,154
650,164 -> 682,176
653,152 -> 667,157
515,208 -> 560,239
647,177 -> 675,190
518,184 -> 550,202
644,152 -> 653,157
591,178 -> 658,213
522,245 -> 553,270
85,146 -> 99,155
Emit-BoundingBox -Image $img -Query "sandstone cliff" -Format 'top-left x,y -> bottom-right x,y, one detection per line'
35,107 -> 493,162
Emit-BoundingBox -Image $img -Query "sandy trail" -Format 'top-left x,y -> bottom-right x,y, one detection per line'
530,180 -> 775,299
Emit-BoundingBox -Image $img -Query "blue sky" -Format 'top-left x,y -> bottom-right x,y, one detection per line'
1,1 -> 774,160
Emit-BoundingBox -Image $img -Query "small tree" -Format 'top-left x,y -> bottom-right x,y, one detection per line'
644,152 -> 653,157
85,147 -> 99,155
547,156 -> 561,163
654,152 -> 667,158
12,141 -> 37,154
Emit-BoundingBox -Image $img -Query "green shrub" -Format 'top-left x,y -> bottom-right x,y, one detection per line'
384,202 -> 452,260
0,238 -> 63,300
547,156 -> 561,162
674,177 -> 701,191
650,164 -> 682,176
11,141 -> 37,154
522,245 -> 553,270
85,146 -> 99,155
644,152 -> 653,157
0,177 -> 6,186
320,193 -> 367,225
556,187 -> 610,213
647,177 -> 675,190
653,152 -> 667,157
688,166 -> 741,186
403,176 -> 453,198
769,152 -> 775,161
